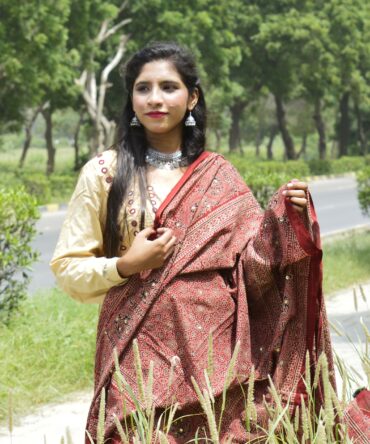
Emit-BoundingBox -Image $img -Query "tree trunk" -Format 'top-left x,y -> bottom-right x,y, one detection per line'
228,101 -> 246,153
255,126 -> 262,157
274,94 -> 296,159
296,132 -> 307,159
42,107 -> 56,175
354,101 -> 368,155
73,110 -> 84,170
266,126 -> 278,160
215,129 -> 222,151
338,92 -> 350,157
19,105 -> 44,168
313,99 -> 327,160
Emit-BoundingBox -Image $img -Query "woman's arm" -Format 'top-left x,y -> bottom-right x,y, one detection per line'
50,159 -> 128,304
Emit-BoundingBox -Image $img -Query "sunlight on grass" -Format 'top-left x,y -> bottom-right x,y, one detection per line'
0,289 -> 98,422
323,231 -> 370,295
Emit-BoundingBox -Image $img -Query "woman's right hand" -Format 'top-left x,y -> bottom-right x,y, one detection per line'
116,226 -> 177,278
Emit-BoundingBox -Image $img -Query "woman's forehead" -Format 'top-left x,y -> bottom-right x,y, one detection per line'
135,60 -> 183,83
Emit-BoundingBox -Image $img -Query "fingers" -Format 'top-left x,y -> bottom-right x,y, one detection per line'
286,179 -> 308,191
154,227 -> 175,245
139,226 -> 157,239
283,189 -> 307,199
289,196 -> 307,207
164,236 -> 177,259
283,180 -> 308,211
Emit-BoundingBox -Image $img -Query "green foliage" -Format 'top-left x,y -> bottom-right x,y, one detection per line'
323,230 -> 370,294
0,0 -> 76,126
331,156 -> 366,174
18,173 -> 52,205
0,187 -> 39,324
243,171 -> 289,209
357,166 -> 370,215
308,159 -> 332,176
227,155 -> 310,208
49,175 -> 77,201
0,289 -> 98,420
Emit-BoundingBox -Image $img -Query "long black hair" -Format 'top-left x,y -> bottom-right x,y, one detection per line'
103,42 -> 207,257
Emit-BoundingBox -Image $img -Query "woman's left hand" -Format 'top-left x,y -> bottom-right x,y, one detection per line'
282,178 -> 308,213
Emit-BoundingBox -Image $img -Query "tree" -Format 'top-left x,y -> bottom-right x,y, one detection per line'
325,0 -> 370,157
0,0 -> 79,173
72,1 -> 131,154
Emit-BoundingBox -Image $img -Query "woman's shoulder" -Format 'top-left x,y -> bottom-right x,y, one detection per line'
80,148 -> 117,187
204,151 -> 240,172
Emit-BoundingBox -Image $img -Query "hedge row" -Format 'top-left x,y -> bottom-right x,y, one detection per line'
0,187 -> 39,323
308,156 -> 367,176
0,172 -> 77,205
226,154 -> 368,208
357,166 -> 370,216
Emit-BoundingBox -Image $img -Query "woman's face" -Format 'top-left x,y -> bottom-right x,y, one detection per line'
132,60 -> 198,138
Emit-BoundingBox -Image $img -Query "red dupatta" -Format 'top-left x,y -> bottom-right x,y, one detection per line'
86,152 -> 334,442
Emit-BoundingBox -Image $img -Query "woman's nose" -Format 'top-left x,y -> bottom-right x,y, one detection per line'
147,86 -> 163,106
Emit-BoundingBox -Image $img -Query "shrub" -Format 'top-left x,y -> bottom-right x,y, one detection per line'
49,175 -> 77,201
17,173 -> 52,205
331,156 -> 365,174
0,187 -> 39,323
308,159 -> 332,175
357,166 -> 370,215
227,156 -> 310,208
243,171 -> 291,209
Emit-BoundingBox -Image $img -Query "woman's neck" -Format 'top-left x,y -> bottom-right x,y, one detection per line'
145,128 -> 182,154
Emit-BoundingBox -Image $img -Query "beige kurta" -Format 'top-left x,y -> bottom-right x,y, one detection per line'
50,149 -> 156,304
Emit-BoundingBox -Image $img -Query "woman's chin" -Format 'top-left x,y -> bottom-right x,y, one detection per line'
144,123 -> 180,136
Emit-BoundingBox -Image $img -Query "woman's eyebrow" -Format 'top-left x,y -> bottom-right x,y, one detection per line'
135,79 -> 181,86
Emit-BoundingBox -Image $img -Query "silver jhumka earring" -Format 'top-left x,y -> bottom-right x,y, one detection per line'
130,114 -> 141,127
184,111 -> 196,127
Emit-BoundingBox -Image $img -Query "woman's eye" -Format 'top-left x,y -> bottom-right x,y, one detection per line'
135,85 -> 149,93
163,84 -> 177,92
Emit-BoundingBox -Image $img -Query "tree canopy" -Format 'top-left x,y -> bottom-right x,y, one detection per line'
0,0 -> 369,167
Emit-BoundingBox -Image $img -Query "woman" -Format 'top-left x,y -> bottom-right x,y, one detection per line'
50,42 -> 334,443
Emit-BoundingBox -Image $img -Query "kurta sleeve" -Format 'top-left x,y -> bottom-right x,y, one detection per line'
50,158 -> 128,304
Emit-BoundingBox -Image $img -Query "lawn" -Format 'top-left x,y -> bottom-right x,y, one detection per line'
0,289 -> 98,424
322,230 -> 370,295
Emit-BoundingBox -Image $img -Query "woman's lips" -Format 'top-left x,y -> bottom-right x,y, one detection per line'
146,112 -> 168,118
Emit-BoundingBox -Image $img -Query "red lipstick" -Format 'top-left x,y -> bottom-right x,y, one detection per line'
146,112 -> 168,118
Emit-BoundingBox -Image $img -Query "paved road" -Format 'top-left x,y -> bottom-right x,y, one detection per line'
308,175 -> 370,236
29,175 -> 370,295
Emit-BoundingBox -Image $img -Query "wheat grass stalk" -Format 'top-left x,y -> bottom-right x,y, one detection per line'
65,427 -> 73,444
207,331 -> 214,378
218,341 -> 240,433
316,419 -> 327,443
97,388 -> 106,444
203,369 -> 215,403
113,413 -> 130,444
313,353 -> 323,389
203,388 -> 220,443
320,354 -> 334,437
245,366 -> 257,432
133,339 -> 147,407
146,360 -> 154,413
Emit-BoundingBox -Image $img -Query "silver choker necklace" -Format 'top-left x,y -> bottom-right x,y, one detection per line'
145,147 -> 189,170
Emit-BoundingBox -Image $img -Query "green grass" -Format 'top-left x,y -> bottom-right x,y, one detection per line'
0,289 -> 98,423
0,145 -> 78,175
323,230 -> 370,295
